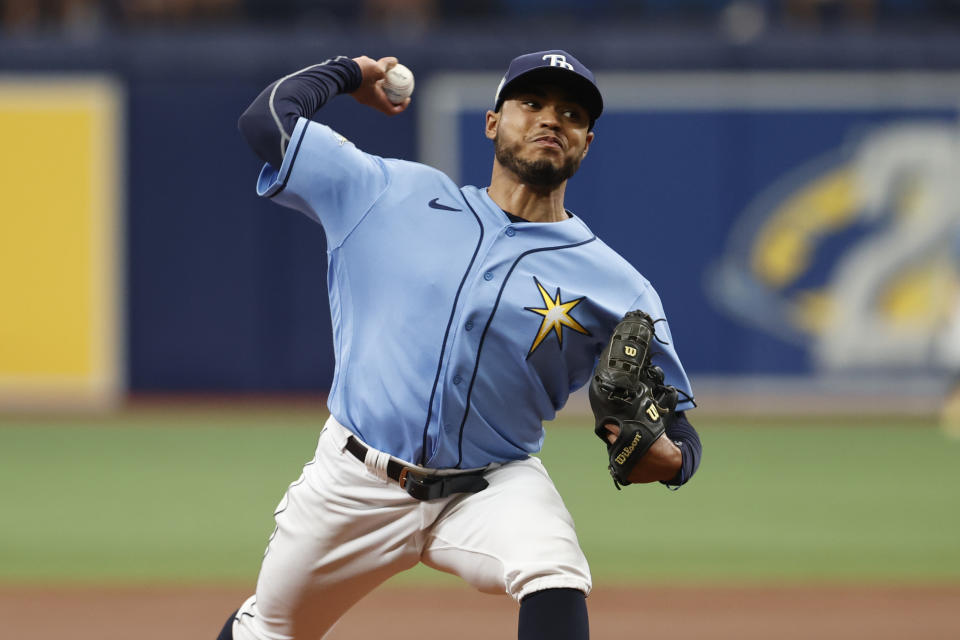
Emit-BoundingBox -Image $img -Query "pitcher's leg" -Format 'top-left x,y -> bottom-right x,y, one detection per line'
518,589 -> 589,640
227,425 -> 425,640
422,456 -> 591,601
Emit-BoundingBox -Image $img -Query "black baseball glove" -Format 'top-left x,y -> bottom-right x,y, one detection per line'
589,310 -> 679,489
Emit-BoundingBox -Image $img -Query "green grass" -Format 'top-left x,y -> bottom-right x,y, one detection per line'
0,408 -> 323,584
1,409 -> 958,586
544,416 -> 960,584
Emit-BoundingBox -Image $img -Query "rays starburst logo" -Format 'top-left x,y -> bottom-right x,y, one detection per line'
524,277 -> 591,358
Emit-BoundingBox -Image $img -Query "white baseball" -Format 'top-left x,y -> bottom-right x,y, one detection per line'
383,63 -> 414,104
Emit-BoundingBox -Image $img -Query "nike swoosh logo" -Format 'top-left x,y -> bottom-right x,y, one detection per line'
428,197 -> 462,212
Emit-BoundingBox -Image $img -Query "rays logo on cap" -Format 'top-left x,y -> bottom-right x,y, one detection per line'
542,54 -> 574,70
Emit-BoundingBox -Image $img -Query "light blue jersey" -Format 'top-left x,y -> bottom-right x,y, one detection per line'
257,117 -> 694,469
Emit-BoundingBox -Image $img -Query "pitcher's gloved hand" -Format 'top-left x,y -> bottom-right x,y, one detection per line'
589,310 -> 679,489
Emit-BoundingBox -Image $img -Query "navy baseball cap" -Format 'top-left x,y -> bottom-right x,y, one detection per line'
494,50 -> 603,126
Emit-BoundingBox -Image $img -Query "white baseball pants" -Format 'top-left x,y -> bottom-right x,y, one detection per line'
230,415 -> 591,640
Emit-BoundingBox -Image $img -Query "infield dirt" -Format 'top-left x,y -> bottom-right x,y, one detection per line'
2,584 -> 958,639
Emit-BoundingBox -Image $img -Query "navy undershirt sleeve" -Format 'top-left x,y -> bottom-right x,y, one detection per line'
238,56 -> 363,168
661,411 -> 702,488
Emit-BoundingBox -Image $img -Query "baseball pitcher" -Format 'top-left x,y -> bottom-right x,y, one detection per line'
217,50 -> 703,640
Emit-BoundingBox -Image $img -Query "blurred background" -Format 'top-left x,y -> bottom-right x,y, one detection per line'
4,0 -> 960,407
1,2 -> 960,639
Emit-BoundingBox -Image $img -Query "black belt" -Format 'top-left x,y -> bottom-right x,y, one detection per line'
345,436 -> 489,501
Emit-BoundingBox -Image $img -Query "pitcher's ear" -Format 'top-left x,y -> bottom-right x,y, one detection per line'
583,130 -> 595,157
485,110 -> 499,140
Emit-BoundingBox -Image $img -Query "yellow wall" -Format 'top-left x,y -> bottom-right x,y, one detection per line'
0,77 -> 123,409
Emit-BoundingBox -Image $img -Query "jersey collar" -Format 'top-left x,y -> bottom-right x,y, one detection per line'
469,186 -> 594,243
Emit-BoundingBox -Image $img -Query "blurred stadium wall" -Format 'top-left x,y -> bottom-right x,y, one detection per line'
2,4 -> 960,412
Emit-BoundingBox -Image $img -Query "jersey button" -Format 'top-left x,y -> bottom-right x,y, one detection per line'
505,227 -> 516,237
453,375 -> 462,385
483,271 -> 494,281
465,320 -> 474,331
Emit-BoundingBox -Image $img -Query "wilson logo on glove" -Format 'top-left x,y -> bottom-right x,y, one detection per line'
614,432 -> 643,465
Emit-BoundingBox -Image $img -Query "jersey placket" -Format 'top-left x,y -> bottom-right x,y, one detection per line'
433,221 -> 527,468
